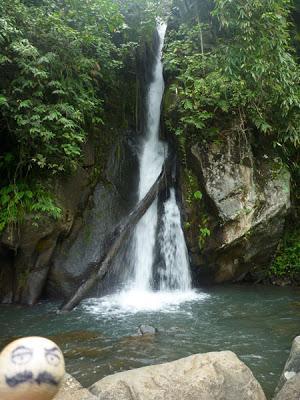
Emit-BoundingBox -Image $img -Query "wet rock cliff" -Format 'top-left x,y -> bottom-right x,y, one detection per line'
0,35 -> 159,305
180,130 -> 291,284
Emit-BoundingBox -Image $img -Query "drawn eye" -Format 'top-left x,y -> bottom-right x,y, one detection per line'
45,348 -> 61,367
11,346 -> 33,365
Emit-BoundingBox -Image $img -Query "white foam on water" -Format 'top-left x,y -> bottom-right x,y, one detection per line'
83,290 -> 209,316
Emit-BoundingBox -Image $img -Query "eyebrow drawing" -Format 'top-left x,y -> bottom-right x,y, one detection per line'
11,346 -> 33,365
44,347 -> 61,366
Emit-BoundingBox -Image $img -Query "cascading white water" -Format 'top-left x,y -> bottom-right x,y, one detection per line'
131,22 -> 192,294
82,22 -> 203,314
132,22 -> 168,291
158,189 -> 191,291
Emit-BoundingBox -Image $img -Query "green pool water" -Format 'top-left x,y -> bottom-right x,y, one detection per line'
0,285 -> 299,399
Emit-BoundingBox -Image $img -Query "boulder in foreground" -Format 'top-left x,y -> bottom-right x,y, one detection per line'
274,335 -> 300,400
275,335 -> 300,392
90,351 -> 266,400
274,373 -> 300,400
54,374 -> 96,400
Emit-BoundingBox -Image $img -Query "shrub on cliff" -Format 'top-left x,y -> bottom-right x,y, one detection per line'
0,0 -> 159,232
164,0 -> 300,153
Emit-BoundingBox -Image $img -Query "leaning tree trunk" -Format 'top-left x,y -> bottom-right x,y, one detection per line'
60,159 -> 173,312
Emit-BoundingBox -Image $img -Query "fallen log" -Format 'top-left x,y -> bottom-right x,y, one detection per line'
60,159 -> 173,312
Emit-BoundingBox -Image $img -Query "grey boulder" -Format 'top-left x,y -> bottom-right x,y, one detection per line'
54,373 -> 96,400
274,336 -> 300,399
137,325 -> 158,335
273,373 -> 300,400
186,131 -> 291,284
90,351 -> 266,400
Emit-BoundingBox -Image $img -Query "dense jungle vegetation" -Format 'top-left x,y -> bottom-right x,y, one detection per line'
0,0 -> 162,230
0,0 -> 299,279
163,0 -> 300,280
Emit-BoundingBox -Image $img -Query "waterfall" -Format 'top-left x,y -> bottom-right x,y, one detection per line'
130,22 -> 191,294
132,22 -> 167,291
158,189 -> 191,291
81,22 -> 202,314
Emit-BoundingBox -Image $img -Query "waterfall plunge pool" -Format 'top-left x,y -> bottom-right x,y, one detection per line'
0,285 -> 299,398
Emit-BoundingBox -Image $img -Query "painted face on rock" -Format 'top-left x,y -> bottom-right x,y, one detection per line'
0,337 -> 65,400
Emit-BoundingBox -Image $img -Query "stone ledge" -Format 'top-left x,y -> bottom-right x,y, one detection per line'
89,351 -> 266,400
54,373 -> 96,400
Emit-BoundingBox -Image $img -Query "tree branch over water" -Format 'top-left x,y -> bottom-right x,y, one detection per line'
60,158 -> 173,312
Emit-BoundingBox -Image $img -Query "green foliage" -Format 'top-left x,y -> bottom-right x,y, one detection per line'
269,228 -> 300,279
198,225 -> 211,250
193,190 -> 203,200
116,0 -> 170,44
291,0 -> 300,58
0,0 -> 124,176
0,183 -> 61,232
165,0 -> 300,268
0,0 -> 161,230
164,0 -> 300,153
185,168 -> 201,205
183,168 -> 211,250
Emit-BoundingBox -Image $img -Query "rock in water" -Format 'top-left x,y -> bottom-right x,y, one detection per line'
90,351 -> 266,400
137,325 -> 158,336
274,335 -> 300,399
0,337 -> 65,400
273,373 -> 300,400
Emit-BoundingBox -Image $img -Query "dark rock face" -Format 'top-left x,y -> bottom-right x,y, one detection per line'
0,140 -> 97,305
0,135 -> 139,304
183,131 -> 291,284
0,246 -> 14,303
47,135 -> 139,300
274,336 -> 300,396
47,33 -> 160,301
0,209 -> 74,305
0,29 -> 160,305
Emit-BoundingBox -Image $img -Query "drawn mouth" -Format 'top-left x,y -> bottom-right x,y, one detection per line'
6,371 -> 59,388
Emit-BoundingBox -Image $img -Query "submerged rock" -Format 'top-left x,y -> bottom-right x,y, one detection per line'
137,325 -> 158,336
184,131 -> 291,284
274,335 -> 300,396
90,351 -> 266,400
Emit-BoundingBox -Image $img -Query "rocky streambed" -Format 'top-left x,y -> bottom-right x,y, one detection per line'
0,285 -> 299,399
54,336 -> 300,400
